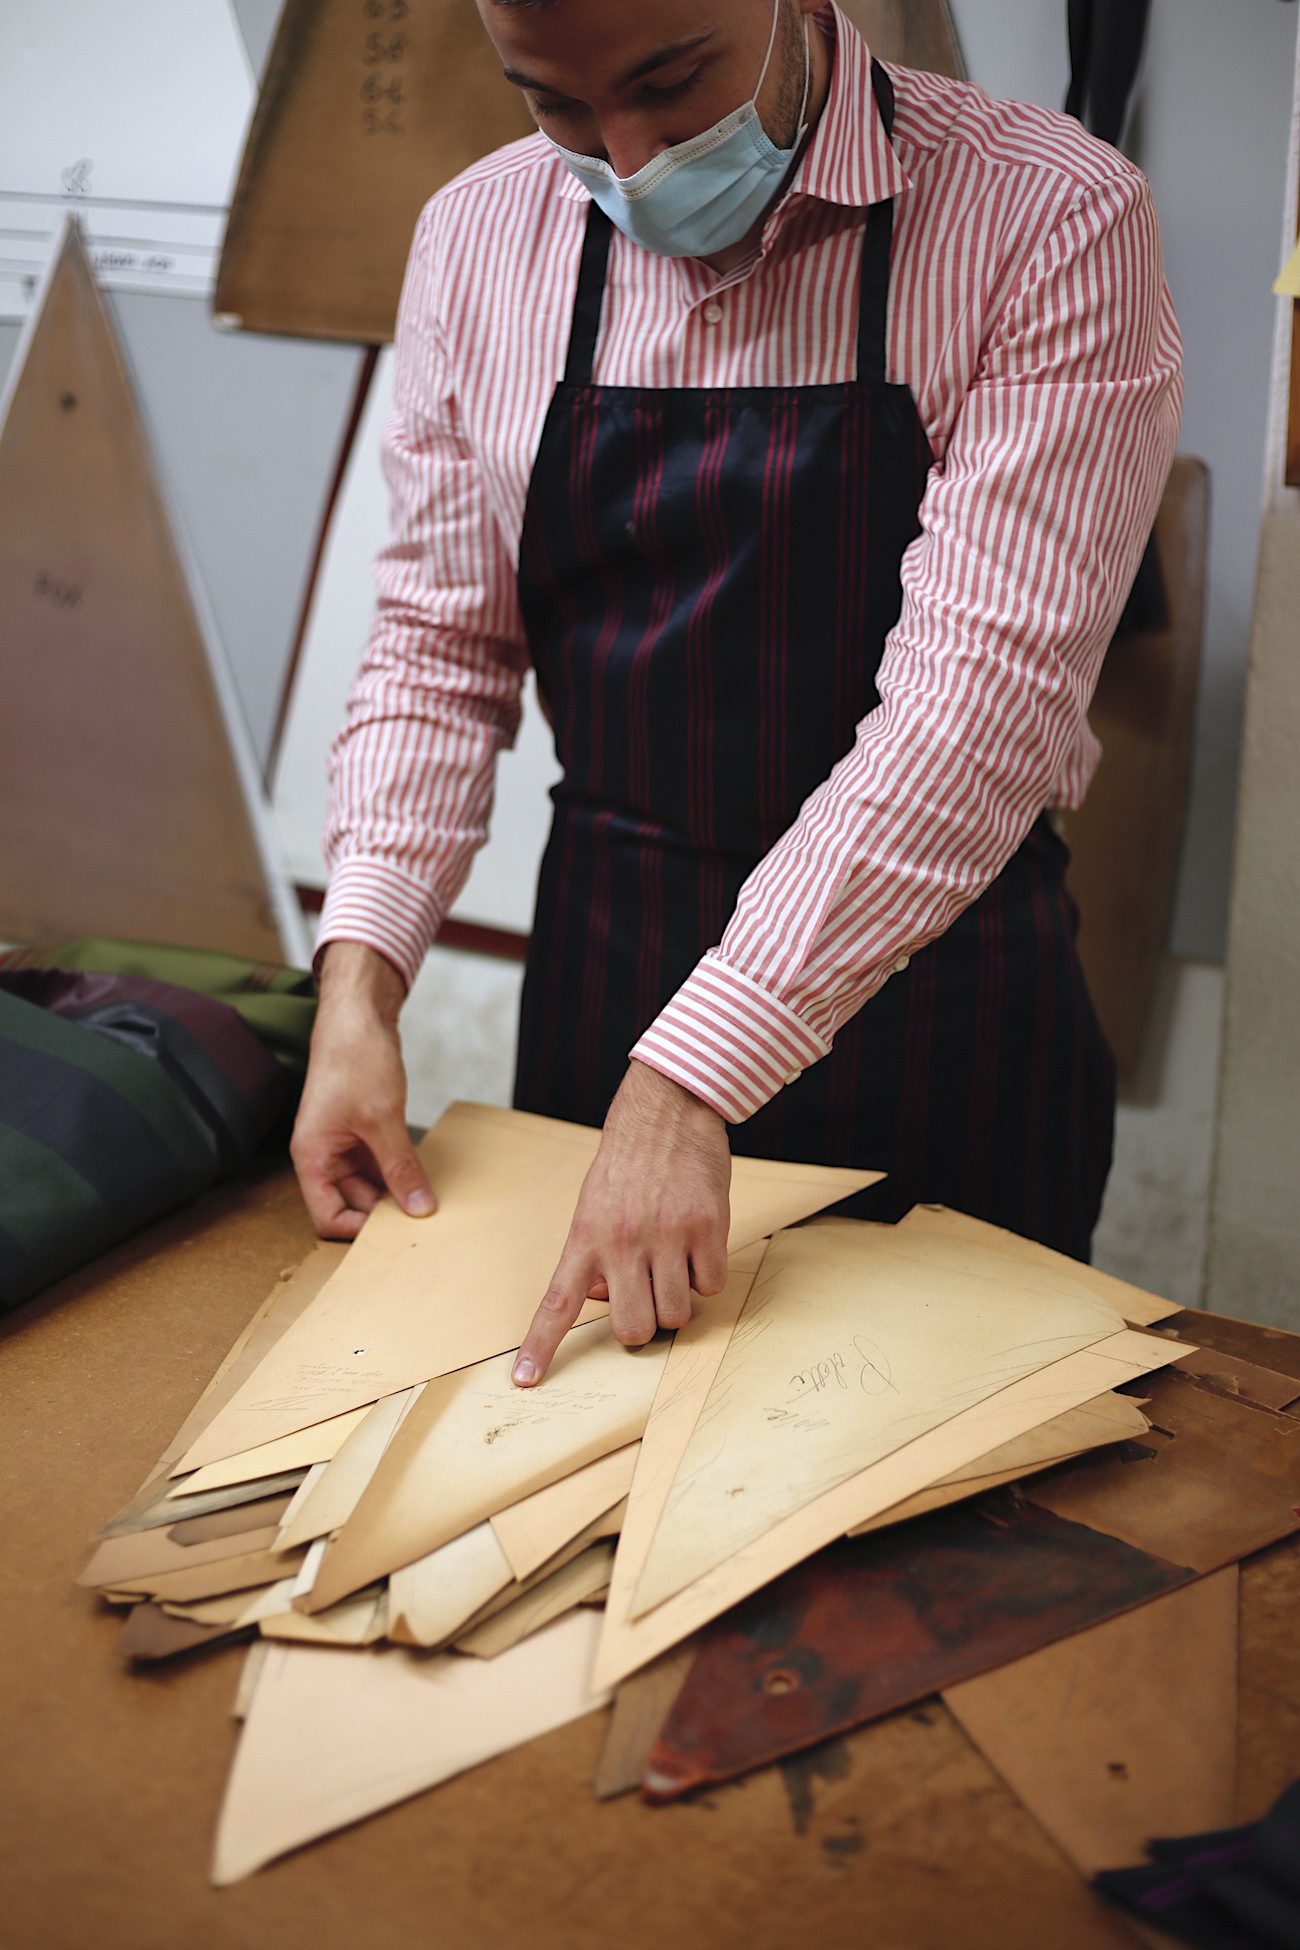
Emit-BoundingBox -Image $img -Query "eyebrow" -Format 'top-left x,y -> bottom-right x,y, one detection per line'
503,30 -> 716,97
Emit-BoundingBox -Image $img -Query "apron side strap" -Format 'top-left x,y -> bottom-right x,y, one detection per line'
563,201 -> 614,385
859,59 -> 897,387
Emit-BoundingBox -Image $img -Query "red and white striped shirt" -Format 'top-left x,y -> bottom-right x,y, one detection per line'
319,4 -> 1181,1125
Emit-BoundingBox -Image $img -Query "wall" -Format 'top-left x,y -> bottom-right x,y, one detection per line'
1204,18 -> 1300,1329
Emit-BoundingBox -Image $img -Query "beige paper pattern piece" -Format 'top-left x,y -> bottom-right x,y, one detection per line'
944,1568 -> 1238,1873
212,1609 -> 610,1884
78,1524 -> 283,1592
596,1321 -> 1189,1690
632,1222 -> 1122,1616
170,1580 -> 298,1628
457,1540 -> 617,1659
167,1405 -> 372,1496
260,1589 -> 388,1647
845,1392 -> 1151,1536
896,1205 -> 1179,1326
275,1386 -> 421,1553
233,1641 -> 270,1720
125,1546 -> 306,1605
180,1103 -> 877,1471
309,1318 -> 673,1612
490,1442 -> 640,1581
388,1522 -> 515,1648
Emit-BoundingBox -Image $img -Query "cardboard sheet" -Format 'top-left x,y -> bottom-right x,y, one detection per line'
180,1103 -> 877,1470
596,1323 -> 1187,1690
167,1407 -> 372,1495
895,1206 -> 1179,1326
631,1222 -> 1123,1616
944,1568 -> 1239,1873
308,1317 -> 674,1612
845,1393 -> 1151,1536
490,1443 -> 640,1581
275,1387 -> 421,1553
457,1540 -> 616,1658
387,1522 -> 515,1649
211,1609 -> 610,1884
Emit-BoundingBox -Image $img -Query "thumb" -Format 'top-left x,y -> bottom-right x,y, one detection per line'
373,1128 -> 436,1218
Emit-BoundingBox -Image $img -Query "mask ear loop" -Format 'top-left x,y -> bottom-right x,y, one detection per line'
751,0 -> 785,105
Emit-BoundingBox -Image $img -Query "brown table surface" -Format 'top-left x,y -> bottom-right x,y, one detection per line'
3,1165 -> 1298,1950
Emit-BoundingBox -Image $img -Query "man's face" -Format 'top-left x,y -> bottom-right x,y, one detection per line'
477,0 -> 811,178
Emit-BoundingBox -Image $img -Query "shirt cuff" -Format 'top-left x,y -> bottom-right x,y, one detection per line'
315,858 -> 442,993
630,955 -> 832,1125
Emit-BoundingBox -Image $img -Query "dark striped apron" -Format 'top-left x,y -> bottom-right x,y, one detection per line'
513,64 -> 1115,1261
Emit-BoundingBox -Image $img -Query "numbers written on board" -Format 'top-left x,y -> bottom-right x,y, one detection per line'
360,3 -> 408,136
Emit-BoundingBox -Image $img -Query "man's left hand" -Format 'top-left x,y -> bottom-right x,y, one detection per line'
511,1061 -> 731,1387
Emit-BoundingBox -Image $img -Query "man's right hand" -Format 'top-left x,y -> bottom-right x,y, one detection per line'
290,941 -> 436,1240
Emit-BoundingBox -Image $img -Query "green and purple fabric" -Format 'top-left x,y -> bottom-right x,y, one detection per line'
0,940 -> 316,1312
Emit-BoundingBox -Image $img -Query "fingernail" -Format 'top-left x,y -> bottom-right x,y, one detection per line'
406,1190 -> 434,1216
512,1356 -> 536,1386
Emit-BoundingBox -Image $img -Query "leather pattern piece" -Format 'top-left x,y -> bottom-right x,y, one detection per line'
642,1491 -> 1193,1802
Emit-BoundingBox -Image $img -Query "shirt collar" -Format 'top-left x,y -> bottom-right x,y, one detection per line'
553,2 -> 911,210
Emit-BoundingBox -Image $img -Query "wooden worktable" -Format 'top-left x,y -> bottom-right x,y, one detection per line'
2,1165 -> 1298,1950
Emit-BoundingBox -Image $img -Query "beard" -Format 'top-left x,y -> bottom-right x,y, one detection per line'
767,0 -> 811,151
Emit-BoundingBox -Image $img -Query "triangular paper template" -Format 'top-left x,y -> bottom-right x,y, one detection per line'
215,0 -> 535,343
0,221 -> 290,960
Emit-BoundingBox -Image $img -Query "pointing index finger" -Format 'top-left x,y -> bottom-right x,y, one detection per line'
512,1257 -> 591,1387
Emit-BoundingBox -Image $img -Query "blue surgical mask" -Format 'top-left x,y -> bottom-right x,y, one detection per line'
549,0 -> 811,259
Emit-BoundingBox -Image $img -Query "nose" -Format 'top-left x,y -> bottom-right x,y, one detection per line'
595,111 -> 673,183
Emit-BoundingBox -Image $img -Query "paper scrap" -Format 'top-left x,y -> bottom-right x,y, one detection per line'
166,1405 -> 371,1495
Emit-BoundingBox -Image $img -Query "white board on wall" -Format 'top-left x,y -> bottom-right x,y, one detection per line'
0,1 -> 254,319
272,348 -> 560,938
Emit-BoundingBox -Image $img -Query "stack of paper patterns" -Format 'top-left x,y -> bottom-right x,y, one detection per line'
78,1102 -> 1300,1886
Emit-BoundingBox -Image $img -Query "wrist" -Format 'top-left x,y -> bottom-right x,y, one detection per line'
315,940 -> 407,1030
623,1059 -> 725,1131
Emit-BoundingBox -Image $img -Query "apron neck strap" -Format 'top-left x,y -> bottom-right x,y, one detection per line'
857,58 -> 896,386
561,55 -> 900,389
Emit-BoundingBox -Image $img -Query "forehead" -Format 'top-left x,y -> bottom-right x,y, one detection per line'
477,0 -> 742,86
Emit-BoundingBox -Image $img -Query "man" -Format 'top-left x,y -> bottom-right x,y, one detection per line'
292,0 -> 1181,1385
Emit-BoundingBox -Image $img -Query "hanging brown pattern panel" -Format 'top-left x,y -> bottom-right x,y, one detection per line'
215,0 -> 535,343
839,0 -> 966,78
0,224 -> 285,962
1060,458 -> 1208,1082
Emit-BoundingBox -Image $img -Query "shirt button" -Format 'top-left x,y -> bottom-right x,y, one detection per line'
893,955 -> 910,973
702,301 -> 723,325
786,1069 -> 802,1085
